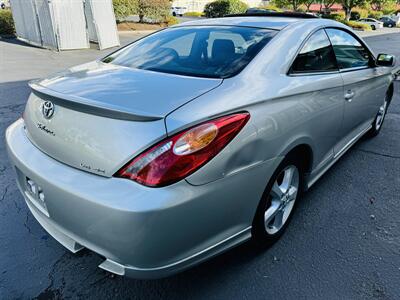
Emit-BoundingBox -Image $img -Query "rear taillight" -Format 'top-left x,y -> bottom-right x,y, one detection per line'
115,113 -> 250,187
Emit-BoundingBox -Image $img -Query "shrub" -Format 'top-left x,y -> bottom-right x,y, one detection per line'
368,10 -> 383,19
138,0 -> 170,23
324,11 -> 345,21
183,11 -> 203,17
204,0 -> 248,18
343,20 -> 371,30
0,9 -> 14,35
165,15 -> 179,26
113,0 -> 138,21
351,7 -> 368,19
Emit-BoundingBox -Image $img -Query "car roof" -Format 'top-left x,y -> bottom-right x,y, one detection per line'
175,15 -> 338,31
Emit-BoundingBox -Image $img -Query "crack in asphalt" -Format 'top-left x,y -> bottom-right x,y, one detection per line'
0,185 -> 9,202
355,148 -> 400,160
12,197 -> 22,213
23,211 -> 32,235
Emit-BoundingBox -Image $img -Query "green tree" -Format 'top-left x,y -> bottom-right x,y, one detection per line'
320,0 -> 337,11
339,0 -> 367,21
370,0 -> 395,11
274,0 -> 306,11
303,0 -> 315,11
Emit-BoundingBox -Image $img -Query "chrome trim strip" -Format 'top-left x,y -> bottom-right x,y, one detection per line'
289,70 -> 340,77
339,66 -> 370,73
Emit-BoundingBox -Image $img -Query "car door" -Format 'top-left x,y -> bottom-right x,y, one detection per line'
325,28 -> 387,155
288,29 -> 344,172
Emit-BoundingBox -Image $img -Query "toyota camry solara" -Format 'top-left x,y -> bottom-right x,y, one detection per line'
5,14 -> 396,278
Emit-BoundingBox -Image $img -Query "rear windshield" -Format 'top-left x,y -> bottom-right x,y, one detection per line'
102,26 -> 276,78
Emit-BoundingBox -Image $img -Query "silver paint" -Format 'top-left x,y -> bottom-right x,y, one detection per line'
6,16 -> 394,278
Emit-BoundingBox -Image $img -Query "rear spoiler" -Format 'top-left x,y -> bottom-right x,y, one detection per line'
29,81 -> 163,122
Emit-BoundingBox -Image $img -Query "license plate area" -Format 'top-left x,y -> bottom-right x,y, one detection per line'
24,176 -> 50,217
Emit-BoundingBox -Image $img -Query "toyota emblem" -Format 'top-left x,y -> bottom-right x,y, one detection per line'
42,101 -> 55,119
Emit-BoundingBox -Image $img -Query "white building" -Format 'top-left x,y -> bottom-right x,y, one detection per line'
172,0 -> 269,13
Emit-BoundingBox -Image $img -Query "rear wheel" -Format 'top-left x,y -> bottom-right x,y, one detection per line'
388,24 -> 393,28
252,156 -> 303,244
371,25 -> 376,30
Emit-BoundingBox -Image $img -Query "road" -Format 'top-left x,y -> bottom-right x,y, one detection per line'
0,32 -> 399,299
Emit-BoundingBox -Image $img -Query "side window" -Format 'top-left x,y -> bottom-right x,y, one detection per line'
325,28 -> 371,70
290,29 -> 338,73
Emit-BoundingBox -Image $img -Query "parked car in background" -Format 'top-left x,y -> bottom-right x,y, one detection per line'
357,18 -> 384,30
6,13 -> 396,279
379,16 -> 396,28
171,6 -> 187,16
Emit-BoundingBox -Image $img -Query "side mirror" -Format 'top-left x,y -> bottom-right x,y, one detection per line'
376,53 -> 396,67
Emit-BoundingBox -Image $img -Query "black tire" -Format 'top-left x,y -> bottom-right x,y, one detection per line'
366,90 -> 391,138
172,12 -> 176,16
252,154 -> 304,246
371,25 -> 376,30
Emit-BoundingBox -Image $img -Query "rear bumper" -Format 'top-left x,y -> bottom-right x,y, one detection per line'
6,119 -> 277,278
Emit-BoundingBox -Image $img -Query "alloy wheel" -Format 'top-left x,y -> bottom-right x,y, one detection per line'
264,165 -> 299,235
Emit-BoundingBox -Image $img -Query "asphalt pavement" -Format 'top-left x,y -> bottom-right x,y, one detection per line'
0,32 -> 400,299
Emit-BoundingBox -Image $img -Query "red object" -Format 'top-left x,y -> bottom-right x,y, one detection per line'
308,3 -> 343,12
115,113 -> 250,187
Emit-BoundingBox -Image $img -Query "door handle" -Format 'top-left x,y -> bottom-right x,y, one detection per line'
344,90 -> 355,101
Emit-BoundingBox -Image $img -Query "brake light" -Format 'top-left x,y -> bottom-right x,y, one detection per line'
115,113 -> 250,187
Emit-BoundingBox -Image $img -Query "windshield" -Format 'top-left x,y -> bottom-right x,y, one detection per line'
102,26 -> 277,78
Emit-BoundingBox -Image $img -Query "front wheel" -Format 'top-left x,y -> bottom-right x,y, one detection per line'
252,157 -> 303,245
371,25 -> 376,30
388,24 -> 393,28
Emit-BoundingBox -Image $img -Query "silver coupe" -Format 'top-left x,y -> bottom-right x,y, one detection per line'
6,13 -> 396,278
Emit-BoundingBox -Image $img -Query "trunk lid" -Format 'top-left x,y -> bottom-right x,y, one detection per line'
23,61 -> 222,177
